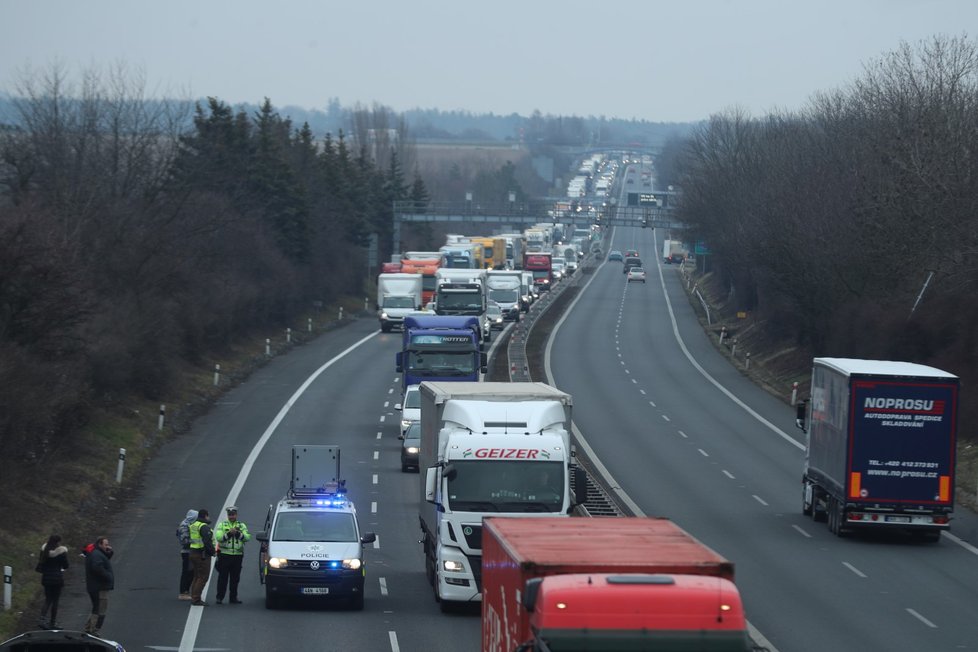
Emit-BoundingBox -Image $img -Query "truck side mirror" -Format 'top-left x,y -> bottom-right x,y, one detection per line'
425,467 -> 438,503
480,352 -> 488,373
572,467 -> 588,507
795,399 -> 809,432
523,577 -> 543,612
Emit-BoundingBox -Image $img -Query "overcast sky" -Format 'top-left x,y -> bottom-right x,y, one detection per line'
2,0 -> 975,123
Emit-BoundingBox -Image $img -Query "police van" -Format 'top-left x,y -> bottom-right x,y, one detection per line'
256,446 -> 376,610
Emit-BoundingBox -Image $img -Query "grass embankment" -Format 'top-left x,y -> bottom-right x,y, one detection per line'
0,297 -> 366,640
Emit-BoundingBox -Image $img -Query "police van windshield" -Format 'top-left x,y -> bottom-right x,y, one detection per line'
273,511 -> 357,542
447,460 -> 564,513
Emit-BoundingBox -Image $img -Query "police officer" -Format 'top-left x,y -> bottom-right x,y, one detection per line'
214,506 -> 250,604
188,509 -> 215,606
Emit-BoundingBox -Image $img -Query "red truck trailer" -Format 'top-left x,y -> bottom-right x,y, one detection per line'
481,517 -> 749,652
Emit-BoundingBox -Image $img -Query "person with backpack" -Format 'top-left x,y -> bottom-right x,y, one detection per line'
83,537 -> 114,636
176,509 -> 198,600
36,534 -> 69,629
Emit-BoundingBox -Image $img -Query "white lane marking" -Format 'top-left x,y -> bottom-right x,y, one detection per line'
383,401 -> 389,408
722,470 -> 735,479
389,631 -> 400,652
649,401 -> 656,408
792,524 -> 812,538
678,430 -> 688,438
661,415 -> 670,422
379,415 -> 386,423
379,577 -> 389,596
372,474 -> 378,484
631,378 -> 637,384
625,368 -> 630,374
698,448 -> 709,457
371,502 -> 377,514
373,451 -> 379,460
753,495 -> 769,506
373,536 -> 381,549
942,531 -> 976,554
388,387 -> 394,395
376,431 -> 382,440
842,562 -> 867,578
178,329 -> 380,652
906,608 -> 937,628
639,389 -> 646,395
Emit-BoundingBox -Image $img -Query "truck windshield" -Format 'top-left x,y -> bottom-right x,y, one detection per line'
438,294 -> 483,310
489,289 -> 519,303
447,460 -> 564,513
383,296 -> 415,309
407,351 -> 476,375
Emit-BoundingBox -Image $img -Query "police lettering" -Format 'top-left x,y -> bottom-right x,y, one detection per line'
474,448 -> 540,459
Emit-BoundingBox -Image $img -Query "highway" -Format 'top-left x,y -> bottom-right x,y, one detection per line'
53,227 -> 978,652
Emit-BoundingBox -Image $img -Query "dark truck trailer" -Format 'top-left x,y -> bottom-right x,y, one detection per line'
796,358 -> 958,540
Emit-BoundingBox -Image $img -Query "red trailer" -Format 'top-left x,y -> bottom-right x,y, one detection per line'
481,517 -> 748,652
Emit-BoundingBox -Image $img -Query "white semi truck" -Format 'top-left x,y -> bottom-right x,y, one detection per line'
485,270 -> 523,321
376,273 -> 423,332
418,382 -> 586,611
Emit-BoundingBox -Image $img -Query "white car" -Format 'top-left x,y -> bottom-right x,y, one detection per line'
396,385 -> 421,438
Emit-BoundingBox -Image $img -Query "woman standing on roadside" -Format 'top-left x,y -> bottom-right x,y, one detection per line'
37,534 -> 69,629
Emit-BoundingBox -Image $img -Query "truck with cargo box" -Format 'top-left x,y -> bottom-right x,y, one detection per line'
796,358 -> 958,539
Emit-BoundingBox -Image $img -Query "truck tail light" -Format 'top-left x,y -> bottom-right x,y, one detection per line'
933,515 -> 950,524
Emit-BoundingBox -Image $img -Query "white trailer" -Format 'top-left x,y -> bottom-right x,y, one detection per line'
376,273 -> 423,332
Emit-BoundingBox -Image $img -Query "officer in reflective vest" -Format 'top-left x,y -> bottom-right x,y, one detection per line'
214,506 -> 251,604
188,509 -> 215,606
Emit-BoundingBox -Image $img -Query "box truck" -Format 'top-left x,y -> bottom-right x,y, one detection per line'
481,517 -> 748,652
419,382 -> 586,610
796,358 -> 958,540
376,273 -> 423,332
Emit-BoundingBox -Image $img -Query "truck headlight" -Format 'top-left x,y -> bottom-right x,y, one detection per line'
268,557 -> 289,569
443,559 -> 466,573
342,559 -> 363,570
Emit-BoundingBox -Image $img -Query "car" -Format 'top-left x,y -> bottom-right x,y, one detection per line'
608,250 -> 624,262
486,302 -> 505,330
401,422 -> 420,471
395,384 -> 421,438
627,267 -> 647,283
625,250 -> 639,258
258,485 -> 376,610
623,256 -> 642,273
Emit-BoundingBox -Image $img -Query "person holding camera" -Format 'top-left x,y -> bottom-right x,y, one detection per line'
214,506 -> 250,604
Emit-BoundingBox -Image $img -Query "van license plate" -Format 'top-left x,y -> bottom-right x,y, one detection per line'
885,516 -> 910,523
302,587 -> 329,595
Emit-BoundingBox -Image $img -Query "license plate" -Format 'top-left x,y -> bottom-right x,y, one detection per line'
301,587 -> 329,595
885,516 -> 910,523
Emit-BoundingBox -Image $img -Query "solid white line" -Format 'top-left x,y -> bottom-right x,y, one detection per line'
842,562 -> 867,578
906,608 -> 937,628
177,329 -> 379,652
379,577 -> 389,596
753,495 -> 769,506
942,531 -> 978,556
722,470 -> 735,479
389,631 -> 400,652
792,525 -> 812,538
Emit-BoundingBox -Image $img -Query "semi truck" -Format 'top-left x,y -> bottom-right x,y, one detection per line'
434,268 -> 489,341
662,239 -> 687,264
496,233 -> 525,270
440,242 -> 484,269
795,358 -> 959,540
486,270 -> 523,321
418,382 -> 586,611
396,315 -> 487,390
376,272 -> 423,332
481,517 -> 748,652
523,252 -> 553,292
400,252 -> 442,306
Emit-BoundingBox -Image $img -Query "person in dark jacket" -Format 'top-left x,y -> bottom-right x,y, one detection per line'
176,509 -> 198,600
188,509 -> 215,606
83,537 -> 114,636
36,534 -> 69,629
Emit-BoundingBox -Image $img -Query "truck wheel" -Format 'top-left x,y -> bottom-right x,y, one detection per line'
811,487 -> 827,523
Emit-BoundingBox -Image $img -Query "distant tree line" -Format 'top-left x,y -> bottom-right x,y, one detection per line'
0,64 -> 429,464
667,36 -> 978,433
